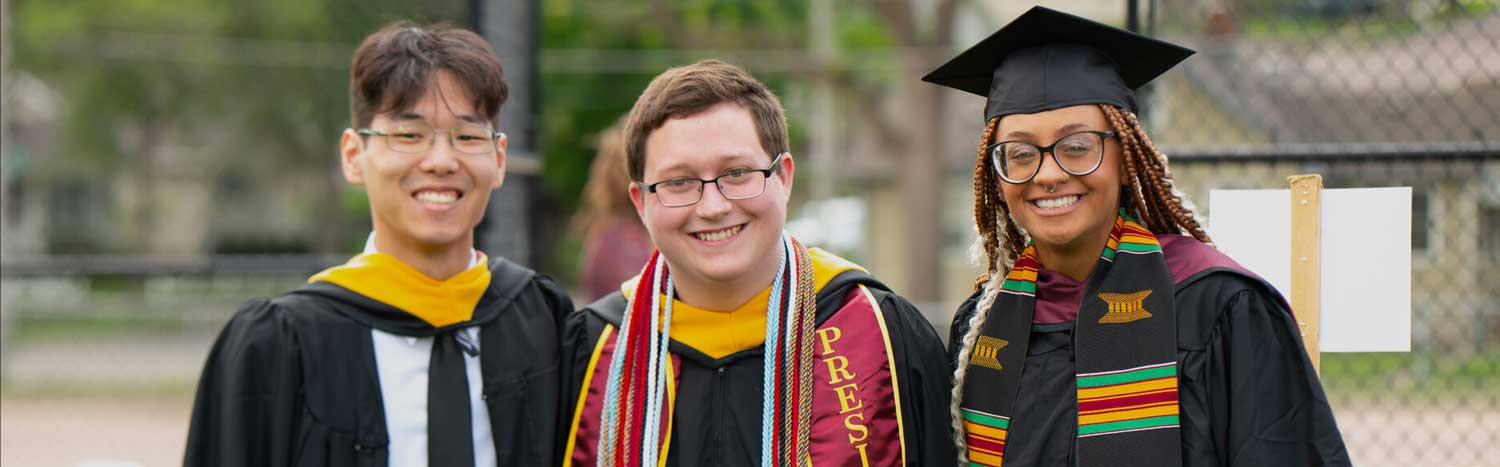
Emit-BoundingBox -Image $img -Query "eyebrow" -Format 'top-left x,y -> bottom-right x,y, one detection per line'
651,154 -> 765,180
1003,122 -> 1092,140
392,112 -> 489,125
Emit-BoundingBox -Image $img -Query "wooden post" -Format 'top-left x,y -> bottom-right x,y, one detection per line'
1288,174 -> 1323,374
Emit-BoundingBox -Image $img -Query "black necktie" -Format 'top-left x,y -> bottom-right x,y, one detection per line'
428,332 -> 476,467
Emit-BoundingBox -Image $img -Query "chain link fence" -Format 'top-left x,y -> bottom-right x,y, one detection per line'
1146,1 -> 1500,465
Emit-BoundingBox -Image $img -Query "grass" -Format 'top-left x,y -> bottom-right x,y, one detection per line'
1320,351 -> 1500,402
1242,13 -> 1420,41
0,379 -> 198,400
8,315 -> 200,342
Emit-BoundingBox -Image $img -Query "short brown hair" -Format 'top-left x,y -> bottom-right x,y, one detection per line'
624,60 -> 789,181
349,22 -> 508,129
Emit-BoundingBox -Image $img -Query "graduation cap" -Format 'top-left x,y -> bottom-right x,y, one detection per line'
922,6 -> 1194,122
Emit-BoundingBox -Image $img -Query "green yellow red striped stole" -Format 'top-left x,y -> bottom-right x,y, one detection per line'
960,408 -> 1009,466
961,211 -> 1181,467
1077,362 -> 1179,437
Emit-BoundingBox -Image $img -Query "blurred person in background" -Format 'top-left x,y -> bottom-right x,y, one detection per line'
184,22 -> 572,467
572,117 -> 654,302
929,7 -> 1350,467
560,60 -> 955,466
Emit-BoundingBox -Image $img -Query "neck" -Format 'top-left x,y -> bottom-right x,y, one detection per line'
667,259 -> 780,313
372,230 -> 474,280
1035,229 -> 1112,283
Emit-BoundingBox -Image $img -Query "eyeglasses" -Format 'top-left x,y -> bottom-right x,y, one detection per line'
357,123 -> 503,155
989,130 -> 1116,184
642,152 -> 787,207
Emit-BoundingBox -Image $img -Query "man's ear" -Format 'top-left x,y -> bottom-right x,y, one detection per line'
629,182 -> 647,220
340,129 -> 366,185
492,132 -> 509,189
776,152 -> 796,196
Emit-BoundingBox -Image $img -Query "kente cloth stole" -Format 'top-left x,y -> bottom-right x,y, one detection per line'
564,238 -> 907,467
961,211 -> 1181,467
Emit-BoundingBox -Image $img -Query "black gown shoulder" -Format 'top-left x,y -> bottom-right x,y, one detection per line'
1172,270 -> 1351,466
187,262 -> 576,467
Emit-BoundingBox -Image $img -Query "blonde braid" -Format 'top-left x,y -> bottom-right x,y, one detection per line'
951,271 -> 1006,465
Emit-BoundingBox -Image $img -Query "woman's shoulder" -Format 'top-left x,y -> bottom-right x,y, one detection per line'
1156,234 -> 1261,285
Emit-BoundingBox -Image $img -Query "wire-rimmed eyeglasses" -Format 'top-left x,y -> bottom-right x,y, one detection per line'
356,123 -> 503,155
642,152 -> 787,207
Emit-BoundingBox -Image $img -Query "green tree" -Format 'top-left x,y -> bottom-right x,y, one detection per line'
9,0 -> 469,254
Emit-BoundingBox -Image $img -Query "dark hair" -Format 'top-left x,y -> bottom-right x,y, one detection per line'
349,22 -> 508,129
624,60 -> 789,181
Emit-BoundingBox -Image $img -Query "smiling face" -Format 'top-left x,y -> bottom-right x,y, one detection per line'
996,104 -> 1124,254
629,102 -> 794,296
339,70 -> 507,256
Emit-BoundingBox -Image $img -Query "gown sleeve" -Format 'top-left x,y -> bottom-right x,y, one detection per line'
532,275 -> 578,465
557,301 -> 608,465
877,292 -> 960,467
183,299 -> 304,467
1176,274 -> 1352,467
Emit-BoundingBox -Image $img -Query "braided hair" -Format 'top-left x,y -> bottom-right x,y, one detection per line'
950,104 -> 1211,463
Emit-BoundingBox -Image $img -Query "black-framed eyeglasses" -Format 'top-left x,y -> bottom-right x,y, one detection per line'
642,152 -> 787,207
357,123 -> 503,155
988,130 -> 1116,184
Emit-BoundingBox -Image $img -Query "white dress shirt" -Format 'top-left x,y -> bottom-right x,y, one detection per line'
364,233 -> 496,467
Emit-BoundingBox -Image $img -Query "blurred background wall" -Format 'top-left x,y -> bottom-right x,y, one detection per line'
1,0 -> 1497,465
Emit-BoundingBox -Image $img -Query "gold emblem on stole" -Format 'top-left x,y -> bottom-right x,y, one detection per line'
972,336 -> 1008,370
1097,290 -> 1154,324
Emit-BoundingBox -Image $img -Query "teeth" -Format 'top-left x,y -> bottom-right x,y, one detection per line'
1034,195 -> 1080,210
694,225 -> 742,242
415,191 -> 458,204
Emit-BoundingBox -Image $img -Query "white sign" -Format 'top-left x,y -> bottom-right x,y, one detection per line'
1208,187 -> 1412,352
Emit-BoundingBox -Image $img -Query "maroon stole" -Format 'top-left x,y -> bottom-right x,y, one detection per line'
565,285 -> 906,467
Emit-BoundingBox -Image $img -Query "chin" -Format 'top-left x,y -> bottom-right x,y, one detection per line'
1025,223 -> 1086,248
407,226 -> 473,250
694,255 -> 755,283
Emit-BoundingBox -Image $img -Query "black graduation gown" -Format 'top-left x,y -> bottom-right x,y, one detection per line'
562,270 -> 957,467
184,258 -> 574,467
949,269 -> 1353,467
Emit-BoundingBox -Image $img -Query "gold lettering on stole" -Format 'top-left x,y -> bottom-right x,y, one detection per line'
816,327 -> 842,354
844,412 -> 869,443
833,383 -> 863,413
824,356 -> 855,384
819,325 -> 872,466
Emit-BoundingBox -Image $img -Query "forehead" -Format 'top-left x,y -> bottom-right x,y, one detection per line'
375,70 -> 486,124
996,104 -> 1108,137
642,103 -> 770,177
